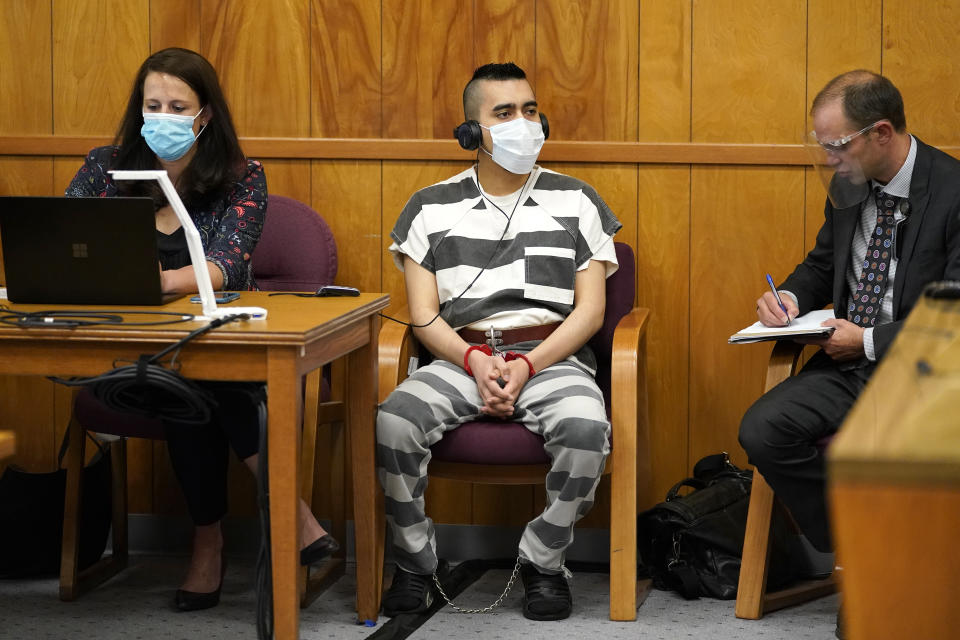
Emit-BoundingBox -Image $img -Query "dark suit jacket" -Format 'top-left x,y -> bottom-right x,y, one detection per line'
782,137 -> 960,361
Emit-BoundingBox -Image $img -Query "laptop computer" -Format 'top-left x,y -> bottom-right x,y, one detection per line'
0,196 -> 171,305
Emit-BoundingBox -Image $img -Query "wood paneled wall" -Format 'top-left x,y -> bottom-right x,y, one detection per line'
2,0 -> 960,529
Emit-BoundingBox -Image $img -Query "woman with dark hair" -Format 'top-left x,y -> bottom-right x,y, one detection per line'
66,47 -> 337,611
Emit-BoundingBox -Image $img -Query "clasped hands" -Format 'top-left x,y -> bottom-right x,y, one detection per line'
465,348 -> 531,418
757,291 -> 865,361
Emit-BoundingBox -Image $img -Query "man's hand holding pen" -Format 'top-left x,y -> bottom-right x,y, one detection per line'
757,290 -> 798,327
755,284 -> 865,361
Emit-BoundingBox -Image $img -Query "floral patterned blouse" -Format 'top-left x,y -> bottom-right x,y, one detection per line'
65,146 -> 267,290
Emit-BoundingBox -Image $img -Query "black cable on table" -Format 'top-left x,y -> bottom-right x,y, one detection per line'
0,308 -> 196,328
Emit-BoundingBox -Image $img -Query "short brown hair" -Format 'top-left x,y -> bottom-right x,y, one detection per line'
811,69 -> 906,132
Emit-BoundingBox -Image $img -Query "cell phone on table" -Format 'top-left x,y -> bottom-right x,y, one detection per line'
315,285 -> 360,297
189,292 -> 241,303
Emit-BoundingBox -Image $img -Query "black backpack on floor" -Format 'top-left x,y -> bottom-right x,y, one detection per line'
637,452 -> 807,599
0,429 -> 112,578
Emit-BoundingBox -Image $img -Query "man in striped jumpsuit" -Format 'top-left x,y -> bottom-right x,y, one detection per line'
377,62 -> 622,621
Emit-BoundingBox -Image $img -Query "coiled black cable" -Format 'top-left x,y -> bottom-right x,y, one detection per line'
50,313 -> 249,425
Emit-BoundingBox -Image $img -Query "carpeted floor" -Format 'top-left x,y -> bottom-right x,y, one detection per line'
0,553 -> 838,640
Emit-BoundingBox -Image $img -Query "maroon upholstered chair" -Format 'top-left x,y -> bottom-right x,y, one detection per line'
251,195 -> 338,291
377,242 -> 651,620
60,194 -> 344,603
735,341 -> 837,619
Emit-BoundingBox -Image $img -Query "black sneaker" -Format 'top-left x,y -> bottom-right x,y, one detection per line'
381,560 -> 447,617
519,563 -> 572,621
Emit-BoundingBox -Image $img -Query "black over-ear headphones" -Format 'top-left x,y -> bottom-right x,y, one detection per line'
453,113 -> 550,151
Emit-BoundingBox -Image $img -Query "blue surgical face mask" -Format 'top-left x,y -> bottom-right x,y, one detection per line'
140,107 -> 206,161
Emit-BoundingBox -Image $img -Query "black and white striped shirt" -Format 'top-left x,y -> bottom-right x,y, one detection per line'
389,166 -> 622,331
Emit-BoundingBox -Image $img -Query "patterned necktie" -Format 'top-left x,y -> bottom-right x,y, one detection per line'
848,187 -> 900,327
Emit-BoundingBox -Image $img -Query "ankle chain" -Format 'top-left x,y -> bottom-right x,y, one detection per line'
432,556 -> 522,614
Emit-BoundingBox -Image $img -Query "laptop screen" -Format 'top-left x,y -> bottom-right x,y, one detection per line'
0,196 -> 167,305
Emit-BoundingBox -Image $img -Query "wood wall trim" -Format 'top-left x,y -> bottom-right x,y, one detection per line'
5,136 -> 958,165
0,135 -> 890,165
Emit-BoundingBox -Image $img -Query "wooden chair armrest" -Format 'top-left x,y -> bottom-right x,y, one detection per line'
611,306 -> 651,371
378,306 -> 419,403
610,307 -> 652,486
605,305 -> 650,619
765,340 -> 805,392
610,307 -> 651,417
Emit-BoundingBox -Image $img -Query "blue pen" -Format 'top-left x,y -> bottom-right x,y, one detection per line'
765,274 -> 790,325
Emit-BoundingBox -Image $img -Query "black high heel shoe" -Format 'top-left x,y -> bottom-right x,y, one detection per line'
175,555 -> 226,612
300,534 -> 340,566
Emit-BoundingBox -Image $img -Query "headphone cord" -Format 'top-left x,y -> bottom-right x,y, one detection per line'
380,156 -> 532,330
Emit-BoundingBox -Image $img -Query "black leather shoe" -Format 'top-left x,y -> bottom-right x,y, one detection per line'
381,560 -> 448,617
520,563 -> 572,621
174,555 -> 225,612
300,534 -> 340,566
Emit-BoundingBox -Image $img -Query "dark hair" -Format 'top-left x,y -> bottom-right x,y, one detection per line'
811,69 -> 907,133
462,62 -> 528,120
113,47 -> 245,208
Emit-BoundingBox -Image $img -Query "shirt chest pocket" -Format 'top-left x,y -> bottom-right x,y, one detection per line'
523,246 -> 576,305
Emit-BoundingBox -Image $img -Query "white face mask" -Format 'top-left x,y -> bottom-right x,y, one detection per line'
481,117 -> 545,174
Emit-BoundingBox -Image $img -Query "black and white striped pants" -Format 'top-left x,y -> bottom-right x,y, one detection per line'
376,356 -> 610,575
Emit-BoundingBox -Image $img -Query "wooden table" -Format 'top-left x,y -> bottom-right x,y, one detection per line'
0,291 -> 388,638
828,292 -> 960,640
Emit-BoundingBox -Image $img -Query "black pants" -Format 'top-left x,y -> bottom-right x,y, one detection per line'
163,382 -> 264,526
737,350 -> 874,552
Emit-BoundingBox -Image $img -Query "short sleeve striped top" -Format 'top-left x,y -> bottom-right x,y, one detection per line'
389,166 -> 622,331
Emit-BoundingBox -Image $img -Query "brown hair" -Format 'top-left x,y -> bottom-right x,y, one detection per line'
113,48 -> 245,208
811,69 -> 906,132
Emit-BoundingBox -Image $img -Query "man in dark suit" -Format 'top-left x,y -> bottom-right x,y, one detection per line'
739,70 -> 960,553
